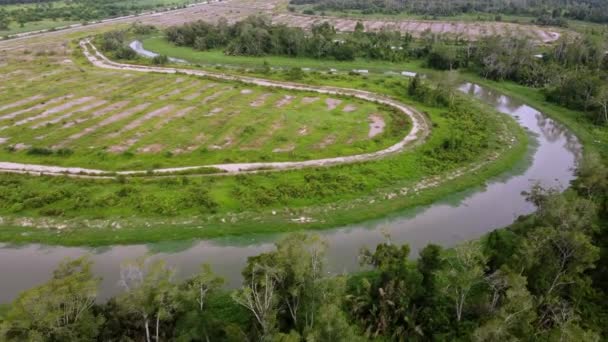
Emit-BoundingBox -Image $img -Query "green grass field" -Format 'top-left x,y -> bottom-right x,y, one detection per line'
0,19 -> 80,36
0,50 -> 404,171
142,36 -> 424,73
0,0 -> 199,37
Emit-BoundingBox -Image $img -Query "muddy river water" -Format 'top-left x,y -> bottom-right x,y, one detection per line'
0,83 -> 581,303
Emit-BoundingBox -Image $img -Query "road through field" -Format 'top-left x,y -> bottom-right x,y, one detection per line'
0,39 -> 430,177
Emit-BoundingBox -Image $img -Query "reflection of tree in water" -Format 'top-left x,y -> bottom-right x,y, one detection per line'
459,83 -> 522,113
459,82 -> 582,159
535,112 -> 582,157
535,113 -> 563,143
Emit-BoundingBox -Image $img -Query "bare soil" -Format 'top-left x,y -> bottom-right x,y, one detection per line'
325,98 -> 342,110
368,114 -> 386,138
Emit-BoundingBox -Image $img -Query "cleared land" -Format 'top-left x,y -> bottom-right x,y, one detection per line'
270,13 -> 561,42
0,40 -> 413,172
2,0 -> 562,43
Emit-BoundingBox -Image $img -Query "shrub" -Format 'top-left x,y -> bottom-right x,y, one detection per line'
26,147 -> 53,156
286,67 -> 304,80
115,46 -> 137,60
56,148 -> 74,156
152,54 -> 169,65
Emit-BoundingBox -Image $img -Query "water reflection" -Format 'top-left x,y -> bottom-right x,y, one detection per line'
0,83 -> 581,303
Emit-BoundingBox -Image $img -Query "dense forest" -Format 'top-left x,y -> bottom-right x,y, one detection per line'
163,16 -> 608,128
290,0 -> 608,24
0,173 -> 606,340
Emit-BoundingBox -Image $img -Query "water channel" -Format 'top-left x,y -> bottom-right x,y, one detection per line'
0,83 -> 581,303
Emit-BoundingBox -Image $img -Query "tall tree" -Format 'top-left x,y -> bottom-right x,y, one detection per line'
438,241 -> 487,322
474,271 -> 536,341
348,241 -> 424,339
117,258 -> 179,342
232,263 -> 281,340
183,264 -> 224,312
593,86 -> 608,125
0,9 -> 9,31
174,264 -> 225,342
0,257 -> 102,341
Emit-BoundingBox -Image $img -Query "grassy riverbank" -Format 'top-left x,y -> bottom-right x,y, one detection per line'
142,36 -> 424,73
463,74 -> 607,160
0,101 -> 528,246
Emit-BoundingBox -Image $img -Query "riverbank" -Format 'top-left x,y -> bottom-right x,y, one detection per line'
0,100 -> 527,246
0,80 -> 578,306
461,74 -> 607,161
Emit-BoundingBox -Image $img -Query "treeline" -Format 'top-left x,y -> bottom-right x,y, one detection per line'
1,172 -> 606,340
163,16 -> 608,126
165,16 -> 429,62
166,16 -> 387,61
0,0 -> 189,32
0,0 -> 54,4
420,33 -> 608,126
290,0 -> 608,24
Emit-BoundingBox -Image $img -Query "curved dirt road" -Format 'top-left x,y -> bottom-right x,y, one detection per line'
0,39 -> 430,178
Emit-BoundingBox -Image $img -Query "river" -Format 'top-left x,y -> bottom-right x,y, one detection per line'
0,83 -> 581,303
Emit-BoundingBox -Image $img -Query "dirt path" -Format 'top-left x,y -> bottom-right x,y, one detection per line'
0,39 -> 431,178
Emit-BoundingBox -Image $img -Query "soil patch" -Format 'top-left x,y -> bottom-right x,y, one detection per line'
316,134 -> 336,149
302,97 -> 319,104
204,107 -> 223,117
60,103 -> 151,145
0,95 -> 44,113
273,143 -> 295,153
209,137 -> 233,150
14,97 -> 94,127
62,101 -> 130,129
325,98 -> 342,110
107,105 -> 175,138
250,93 -> 271,107
32,100 -> 107,129
137,143 -> 165,153
0,95 -> 73,121
343,104 -> 357,112
368,114 -> 385,138
202,88 -> 230,104
275,95 -> 294,108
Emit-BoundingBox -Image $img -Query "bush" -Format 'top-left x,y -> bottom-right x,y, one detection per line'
152,54 -> 169,65
56,148 -> 74,156
115,46 -> 137,60
286,67 -> 304,80
26,147 -> 53,156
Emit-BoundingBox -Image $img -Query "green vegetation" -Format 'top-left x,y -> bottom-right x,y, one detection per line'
0,69 -> 526,244
290,0 -> 608,24
0,37 -> 404,170
0,19 -> 541,245
2,178 -> 607,340
143,35 -> 425,73
0,0 -> 198,36
1,2 -> 608,340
